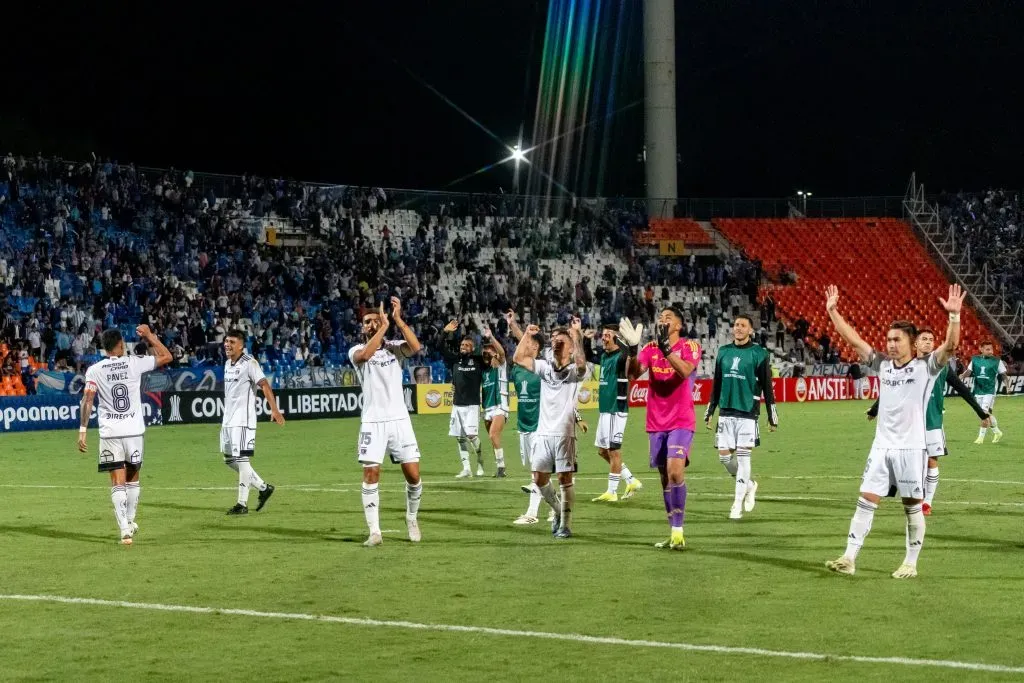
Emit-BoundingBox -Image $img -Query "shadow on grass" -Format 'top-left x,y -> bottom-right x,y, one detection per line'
0,523 -> 111,544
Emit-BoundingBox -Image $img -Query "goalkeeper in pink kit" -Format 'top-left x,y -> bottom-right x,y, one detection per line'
623,306 -> 701,550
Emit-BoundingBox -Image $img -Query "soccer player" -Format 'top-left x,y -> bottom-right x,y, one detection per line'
481,328 -> 510,478
438,320 -> 486,477
77,326 -> 172,544
349,298 -> 424,547
625,307 -> 701,550
704,314 -> 778,519
513,318 -> 591,539
509,329 -> 549,525
222,329 -> 286,515
867,330 -> 990,515
960,340 -> 1008,444
824,283 -> 964,579
584,324 -> 643,502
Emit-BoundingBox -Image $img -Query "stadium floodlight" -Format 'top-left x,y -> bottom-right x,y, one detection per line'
510,145 -> 527,163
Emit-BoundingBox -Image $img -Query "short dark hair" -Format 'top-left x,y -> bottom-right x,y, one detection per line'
550,326 -> 571,339
734,314 -> 755,327
101,328 -> 123,353
601,323 -> 620,333
888,320 -> 918,340
460,336 -> 475,346
663,306 -> 685,325
916,327 -> 936,337
226,328 -> 247,342
979,339 -> 994,347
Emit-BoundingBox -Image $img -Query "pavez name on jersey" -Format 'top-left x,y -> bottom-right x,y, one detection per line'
84,354 -> 157,438
223,353 -> 266,429
704,341 -> 778,426
510,364 -> 541,433
438,332 -> 484,407
970,355 -> 1007,395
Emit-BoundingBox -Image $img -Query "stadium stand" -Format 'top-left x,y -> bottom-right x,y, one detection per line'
713,217 -> 992,361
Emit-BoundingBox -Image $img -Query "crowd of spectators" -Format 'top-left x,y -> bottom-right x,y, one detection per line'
1,153 -> 766,392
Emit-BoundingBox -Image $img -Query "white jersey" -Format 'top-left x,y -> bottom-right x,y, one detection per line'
349,340 -> 410,422
532,359 -> 592,438
84,354 -> 157,439
223,353 -> 267,429
867,350 -> 942,450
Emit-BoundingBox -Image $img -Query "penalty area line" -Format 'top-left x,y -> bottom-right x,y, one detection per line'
0,594 -> 1022,674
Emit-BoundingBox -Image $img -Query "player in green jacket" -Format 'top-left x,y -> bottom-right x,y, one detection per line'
960,340 -> 1007,444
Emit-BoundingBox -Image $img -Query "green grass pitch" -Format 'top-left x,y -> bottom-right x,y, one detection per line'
1,399 -> 1022,681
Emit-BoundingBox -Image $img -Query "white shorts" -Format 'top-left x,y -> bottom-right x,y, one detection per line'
449,405 -> 480,438
484,405 -> 509,422
98,436 -> 145,472
977,394 -> 996,413
358,418 -> 421,466
594,412 -> 627,450
530,435 -> 577,474
861,447 -> 927,499
220,426 -> 256,458
715,416 -> 758,451
519,431 -> 536,467
926,429 -> 947,458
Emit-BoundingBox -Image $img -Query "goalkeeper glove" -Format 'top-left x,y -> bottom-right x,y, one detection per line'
656,323 -> 673,356
618,317 -> 643,357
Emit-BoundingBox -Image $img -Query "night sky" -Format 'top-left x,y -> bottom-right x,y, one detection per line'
5,1 -> 1022,198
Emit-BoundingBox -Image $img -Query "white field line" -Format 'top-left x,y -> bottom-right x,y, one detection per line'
1,483 -> 1022,507
0,594 -> 1021,674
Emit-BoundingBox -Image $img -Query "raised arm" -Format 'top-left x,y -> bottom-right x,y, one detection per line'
504,310 -> 524,342
483,327 -> 505,366
570,316 -> 587,374
137,324 -> 172,368
582,331 -> 601,364
351,302 -> 390,364
932,284 -> 965,367
513,324 -> 540,373
391,296 -> 421,356
437,319 -> 460,364
824,285 -> 873,363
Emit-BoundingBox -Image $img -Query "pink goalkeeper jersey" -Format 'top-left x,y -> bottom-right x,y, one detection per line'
638,339 -> 701,432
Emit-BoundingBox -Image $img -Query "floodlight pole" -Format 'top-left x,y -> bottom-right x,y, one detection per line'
643,0 -> 678,219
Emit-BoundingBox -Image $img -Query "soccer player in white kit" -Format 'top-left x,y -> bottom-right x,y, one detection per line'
512,318 -> 591,539
823,283 -> 964,579
349,298 -> 424,547
222,329 -> 285,515
77,326 -> 172,544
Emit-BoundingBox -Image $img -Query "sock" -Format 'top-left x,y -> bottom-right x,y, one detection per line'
733,454 -> 751,508
560,483 -> 574,531
469,436 -> 483,463
990,414 -> 999,429
525,483 -> 542,518
224,458 -> 239,473
719,453 -> 738,476
110,485 -> 129,536
924,467 -> 939,505
248,464 -> 267,492
125,482 -> 140,523
236,460 -> 254,505
495,448 -> 505,469
361,482 -> 381,535
406,481 -> 423,519
607,472 -> 621,495
670,482 -> 687,528
978,426 -> 988,439
457,439 -> 470,472
843,497 -> 877,561
903,502 -> 926,566
662,486 -> 672,526
620,465 -> 635,484
538,481 -> 559,513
